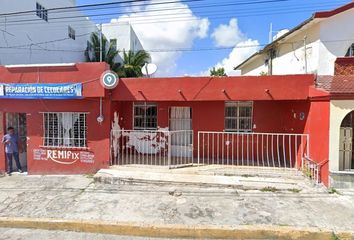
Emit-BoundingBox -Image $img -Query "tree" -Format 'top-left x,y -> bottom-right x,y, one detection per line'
117,50 -> 151,78
210,67 -> 227,76
85,32 -> 120,71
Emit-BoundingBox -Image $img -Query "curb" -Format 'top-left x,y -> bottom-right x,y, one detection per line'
0,217 -> 353,239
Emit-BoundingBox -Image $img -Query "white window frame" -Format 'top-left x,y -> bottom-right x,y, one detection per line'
225,101 -> 253,132
42,112 -> 88,148
133,102 -> 158,130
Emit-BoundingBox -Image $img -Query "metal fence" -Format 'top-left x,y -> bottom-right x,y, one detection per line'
198,132 -> 309,169
110,129 -> 193,168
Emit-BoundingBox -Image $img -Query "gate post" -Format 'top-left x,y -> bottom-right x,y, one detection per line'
168,131 -> 172,168
197,131 -> 200,166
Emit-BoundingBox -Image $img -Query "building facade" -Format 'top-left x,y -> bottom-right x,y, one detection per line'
101,22 -> 144,64
1,60 -> 354,188
235,2 -> 354,76
0,0 -> 97,65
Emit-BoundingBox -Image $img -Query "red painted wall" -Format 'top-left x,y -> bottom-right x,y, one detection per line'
304,100 -> 330,186
0,98 -> 111,174
0,63 -> 111,174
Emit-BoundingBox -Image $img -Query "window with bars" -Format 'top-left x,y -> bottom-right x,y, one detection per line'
225,101 -> 253,132
43,113 -> 87,148
68,26 -> 76,40
133,103 -> 158,130
345,43 -> 354,57
36,2 -> 48,22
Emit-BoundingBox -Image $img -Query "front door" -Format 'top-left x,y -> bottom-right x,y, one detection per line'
339,127 -> 352,171
5,113 -> 27,171
169,107 -> 193,159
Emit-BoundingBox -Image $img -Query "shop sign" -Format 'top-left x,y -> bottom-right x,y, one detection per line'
0,83 -> 82,99
33,149 -> 94,165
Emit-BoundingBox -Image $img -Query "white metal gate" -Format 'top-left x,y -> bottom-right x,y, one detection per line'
110,129 -> 194,168
169,107 -> 193,159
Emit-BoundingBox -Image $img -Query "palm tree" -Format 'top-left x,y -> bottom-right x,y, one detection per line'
85,32 -> 120,71
117,50 -> 151,78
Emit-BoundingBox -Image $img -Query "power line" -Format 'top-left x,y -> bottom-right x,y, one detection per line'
1,1 -> 348,29
0,0 -> 205,18
2,0 -> 334,26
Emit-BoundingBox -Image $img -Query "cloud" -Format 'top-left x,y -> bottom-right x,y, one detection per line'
111,1 -> 210,76
203,39 -> 260,76
211,18 -> 245,47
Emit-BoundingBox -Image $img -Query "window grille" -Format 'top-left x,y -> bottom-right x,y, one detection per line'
36,3 -> 48,22
133,103 -> 158,130
43,113 -> 87,148
225,101 -> 253,132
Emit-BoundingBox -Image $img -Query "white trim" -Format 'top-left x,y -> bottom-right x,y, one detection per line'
5,63 -> 76,68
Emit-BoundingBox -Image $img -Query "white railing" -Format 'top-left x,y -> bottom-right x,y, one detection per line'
110,130 -> 193,168
198,132 -> 309,169
302,156 -> 327,184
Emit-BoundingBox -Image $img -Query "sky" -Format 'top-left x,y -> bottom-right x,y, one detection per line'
77,0 -> 352,77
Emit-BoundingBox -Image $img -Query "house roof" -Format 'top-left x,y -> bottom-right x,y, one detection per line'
316,75 -> 354,94
234,1 -> 354,71
112,75 -> 315,101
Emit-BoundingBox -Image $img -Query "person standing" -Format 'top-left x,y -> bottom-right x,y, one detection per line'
2,127 -> 22,176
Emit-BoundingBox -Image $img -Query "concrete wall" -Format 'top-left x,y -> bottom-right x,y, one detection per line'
0,0 -> 97,65
101,22 -> 144,64
319,8 -> 354,75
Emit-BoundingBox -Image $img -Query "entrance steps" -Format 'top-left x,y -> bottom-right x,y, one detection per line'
94,165 -> 325,193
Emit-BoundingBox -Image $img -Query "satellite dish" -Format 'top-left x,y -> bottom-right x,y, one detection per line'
141,63 -> 157,77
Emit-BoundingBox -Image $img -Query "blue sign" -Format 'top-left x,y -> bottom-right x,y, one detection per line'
0,83 -> 82,99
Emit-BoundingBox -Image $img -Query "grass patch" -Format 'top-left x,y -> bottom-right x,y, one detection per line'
328,187 -> 340,195
85,173 -> 95,179
260,186 -> 279,192
330,232 -> 340,240
287,188 -> 302,193
241,174 -> 256,178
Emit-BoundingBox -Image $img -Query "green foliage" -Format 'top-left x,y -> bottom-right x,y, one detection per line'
260,186 -> 279,192
210,67 -> 227,76
330,232 -> 340,240
85,32 -> 120,72
287,188 -> 302,193
117,50 -> 151,78
259,71 -> 268,76
328,187 -> 340,195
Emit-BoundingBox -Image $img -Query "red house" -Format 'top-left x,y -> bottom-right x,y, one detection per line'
1,60 -> 354,188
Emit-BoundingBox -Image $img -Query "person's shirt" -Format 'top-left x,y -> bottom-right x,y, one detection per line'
2,133 -> 19,153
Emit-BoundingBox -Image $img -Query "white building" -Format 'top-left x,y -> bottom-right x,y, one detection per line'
101,22 -> 144,64
235,2 -> 354,76
0,0 -> 97,65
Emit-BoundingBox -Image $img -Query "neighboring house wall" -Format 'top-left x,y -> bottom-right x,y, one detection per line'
240,8 -> 354,76
0,0 -> 97,65
318,8 -> 354,75
101,22 -> 144,64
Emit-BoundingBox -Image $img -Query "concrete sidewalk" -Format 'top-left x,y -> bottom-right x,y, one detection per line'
0,174 -> 353,239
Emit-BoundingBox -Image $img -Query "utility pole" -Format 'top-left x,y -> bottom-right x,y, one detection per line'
268,23 -> 273,43
99,23 -> 103,62
304,36 -> 308,74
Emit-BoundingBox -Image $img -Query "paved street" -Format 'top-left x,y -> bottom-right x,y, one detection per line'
0,173 -> 353,238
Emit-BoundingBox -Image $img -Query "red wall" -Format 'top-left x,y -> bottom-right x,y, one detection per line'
0,98 -> 111,174
304,100 -> 330,186
116,100 -> 309,133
